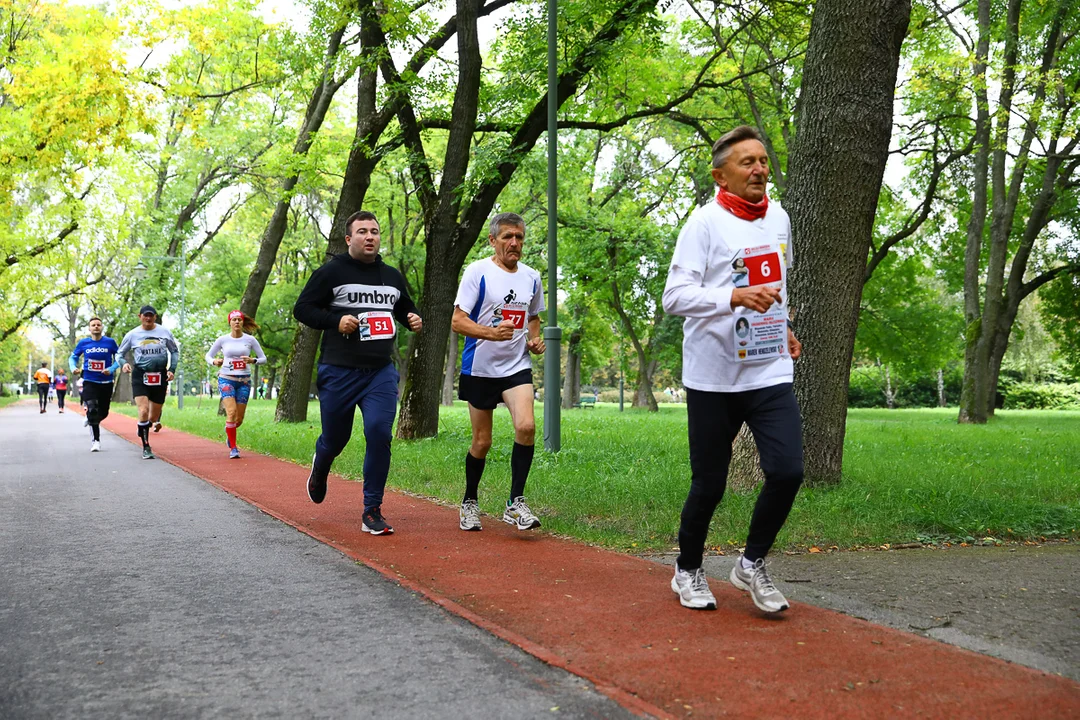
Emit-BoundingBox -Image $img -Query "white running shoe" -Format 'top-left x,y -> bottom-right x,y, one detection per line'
459,500 -> 482,531
502,496 -> 541,530
90,440 -> 100,452
671,564 -> 717,610
729,556 -> 789,613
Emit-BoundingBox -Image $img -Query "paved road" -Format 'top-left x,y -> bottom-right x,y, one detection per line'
649,542 -> 1079,681
0,402 -> 631,720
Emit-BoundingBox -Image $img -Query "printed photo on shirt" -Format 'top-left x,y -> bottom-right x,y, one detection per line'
731,257 -> 749,288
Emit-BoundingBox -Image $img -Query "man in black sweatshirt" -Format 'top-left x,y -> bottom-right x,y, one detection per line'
294,210 -> 423,535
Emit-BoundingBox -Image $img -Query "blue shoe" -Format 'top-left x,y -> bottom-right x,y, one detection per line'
229,447 -> 240,459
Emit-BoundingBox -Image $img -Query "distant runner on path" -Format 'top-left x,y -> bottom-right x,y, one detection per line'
663,125 -> 804,613
53,369 -> 68,413
118,306 -> 179,460
293,210 -> 422,536
33,363 -> 51,414
451,212 -> 546,533
205,311 -> 267,459
70,317 -> 120,452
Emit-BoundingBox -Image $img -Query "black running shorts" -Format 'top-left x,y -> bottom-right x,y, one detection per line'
458,369 -> 533,410
131,368 -> 169,404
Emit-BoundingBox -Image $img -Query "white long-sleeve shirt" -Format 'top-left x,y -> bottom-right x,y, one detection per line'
663,199 -> 793,393
205,333 -> 267,377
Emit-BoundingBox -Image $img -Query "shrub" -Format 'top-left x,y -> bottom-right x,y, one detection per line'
1002,382 -> 1080,409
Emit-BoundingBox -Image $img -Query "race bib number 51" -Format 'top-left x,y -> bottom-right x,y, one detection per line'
358,312 -> 396,341
143,372 -> 162,386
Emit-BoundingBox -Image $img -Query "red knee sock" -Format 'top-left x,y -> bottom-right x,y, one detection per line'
225,422 -> 237,448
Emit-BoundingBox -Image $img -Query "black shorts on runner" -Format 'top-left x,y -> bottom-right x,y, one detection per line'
81,381 -> 114,423
458,369 -> 533,410
131,369 -> 169,404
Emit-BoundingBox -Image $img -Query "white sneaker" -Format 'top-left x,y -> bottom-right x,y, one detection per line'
729,556 -> 789,612
671,564 -> 716,610
90,440 -> 100,452
459,500 -> 482,531
502,496 -> 541,530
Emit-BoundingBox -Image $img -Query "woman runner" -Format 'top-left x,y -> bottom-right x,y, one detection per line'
205,311 -> 267,458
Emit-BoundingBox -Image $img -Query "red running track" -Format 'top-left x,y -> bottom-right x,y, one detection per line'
95,411 -> 1079,719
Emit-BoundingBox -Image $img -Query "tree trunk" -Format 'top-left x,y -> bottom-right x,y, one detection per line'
633,356 -> 658,411
785,0 -> 910,484
728,425 -> 765,493
883,364 -> 895,409
937,368 -> 945,407
397,261 -> 459,438
441,331 -> 458,406
275,325 -> 321,422
267,365 -> 277,398
112,370 -> 132,404
561,328 -> 582,410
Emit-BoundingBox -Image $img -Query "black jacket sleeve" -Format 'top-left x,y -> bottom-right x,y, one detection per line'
293,265 -> 343,331
390,269 -> 420,329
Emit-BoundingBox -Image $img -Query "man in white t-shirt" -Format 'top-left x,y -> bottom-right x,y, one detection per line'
452,212 -> 546,532
663,125 -> 804,614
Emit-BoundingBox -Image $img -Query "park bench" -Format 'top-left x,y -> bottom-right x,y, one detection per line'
574,396 -> 597,409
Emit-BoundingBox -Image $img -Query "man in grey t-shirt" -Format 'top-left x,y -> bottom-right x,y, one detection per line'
118,305 -> 179,460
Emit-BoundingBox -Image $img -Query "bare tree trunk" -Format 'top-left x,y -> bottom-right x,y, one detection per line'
633,357 -> 658,411
728,426 -> 765,493
266,365 -> 277,398
441,331 -> 457,406
937,368 -> 945,407
785,0 -> 910,484
112,371 -> 132,404
275,325 -> 321,423
883,364 -> 895,409
397,257 -> 459,438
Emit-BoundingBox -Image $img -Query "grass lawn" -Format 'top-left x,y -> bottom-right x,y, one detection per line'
114,399 -> 1079,552
0,395 -> 24,410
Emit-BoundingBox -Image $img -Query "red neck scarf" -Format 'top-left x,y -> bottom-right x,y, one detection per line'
716,188 -> 769,221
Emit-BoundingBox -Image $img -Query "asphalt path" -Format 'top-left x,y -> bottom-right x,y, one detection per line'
0,402 -> 631,720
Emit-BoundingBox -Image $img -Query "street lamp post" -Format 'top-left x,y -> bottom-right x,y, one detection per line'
133,254 -> 186,410
543,0 -> 562,452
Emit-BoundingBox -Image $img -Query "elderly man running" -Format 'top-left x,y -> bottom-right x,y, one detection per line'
663,125 -> 804,613
452,212 -> 546,532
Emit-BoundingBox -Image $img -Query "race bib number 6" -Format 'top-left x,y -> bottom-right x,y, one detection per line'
743,250 -> 782,286
143,372 -> 162,386
88,360 -> 106,372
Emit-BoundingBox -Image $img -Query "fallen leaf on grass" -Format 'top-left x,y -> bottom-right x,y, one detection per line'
809,546 -> 822,553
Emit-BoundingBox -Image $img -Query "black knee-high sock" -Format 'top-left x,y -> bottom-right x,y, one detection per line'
510,442 -> 534,502
138,421 -> 151,447
464,453 -> 486,503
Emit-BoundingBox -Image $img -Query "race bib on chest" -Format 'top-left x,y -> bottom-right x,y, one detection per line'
732,243 -> 788,363
143,372 -> 163,386
88,360 -> 106,372
230,359 -> 248,372
500,308 -> 527,329
732,244 -> 784,288
357,311 -> 396,341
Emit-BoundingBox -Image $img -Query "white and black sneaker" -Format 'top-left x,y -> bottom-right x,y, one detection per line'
671,564 -> 717,610
729,556 -> 789,613
502,497 -> 541,530
459,500 -> 482,531
306,455 -> 328,504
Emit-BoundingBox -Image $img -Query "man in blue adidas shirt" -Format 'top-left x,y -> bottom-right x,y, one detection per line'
294,210 -> 422,535
70,317 -> 120,452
